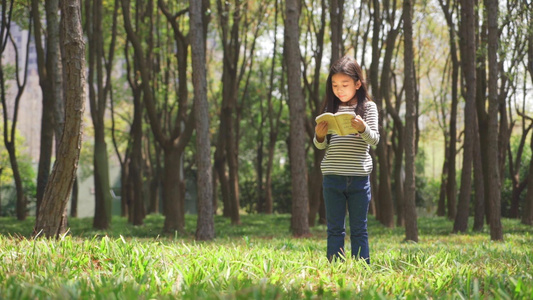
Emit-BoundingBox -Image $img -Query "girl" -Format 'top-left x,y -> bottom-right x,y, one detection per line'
314,56 -> 379,263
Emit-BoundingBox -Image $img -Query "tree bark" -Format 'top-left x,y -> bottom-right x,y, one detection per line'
32,0 -> 57,220
215,0 -> 246,225
46,0 -> 64,162
475,15 -> 491,226
285,0 -> 310,237
523,6 -> 533,226
370,0 -> 394,227
522,130 -> 533,225
70,177 -> 78,218
264,0 -> 282,214
472,113 -> 485,231
34,0 -> 85,238
403,0 -> 418,242
381,22 -> 401,226
191,0 -> 215,240
86,0 -> 117,229
454,0 -> 477,233
329,0 -> 344,64
485,0 -> 503,240
437,146 -> 448,217
303,0 -> 327,226
128,91 -> 145,225
508,123 -> 532,218
438,0 -> 459,221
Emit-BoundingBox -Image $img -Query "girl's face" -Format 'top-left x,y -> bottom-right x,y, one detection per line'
331,73 -> 361,105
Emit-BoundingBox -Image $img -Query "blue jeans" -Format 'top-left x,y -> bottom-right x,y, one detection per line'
323,175 -> 371,263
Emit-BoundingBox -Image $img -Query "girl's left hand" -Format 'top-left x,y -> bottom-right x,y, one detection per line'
351,115 -> 366,133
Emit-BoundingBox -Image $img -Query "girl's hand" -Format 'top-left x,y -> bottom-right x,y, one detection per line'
351,115 -> 366,132
315,121 -> 328,142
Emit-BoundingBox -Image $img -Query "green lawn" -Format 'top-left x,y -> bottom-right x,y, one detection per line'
1,214 -> 532,299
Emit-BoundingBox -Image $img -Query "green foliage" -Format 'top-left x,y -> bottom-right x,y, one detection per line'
1,215 -> 532,299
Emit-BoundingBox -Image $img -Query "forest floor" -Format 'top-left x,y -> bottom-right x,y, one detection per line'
1,214 -> 532,299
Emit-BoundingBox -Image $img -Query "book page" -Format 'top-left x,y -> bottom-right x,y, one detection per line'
334,112 -> 358,135
315,113 -> 340,134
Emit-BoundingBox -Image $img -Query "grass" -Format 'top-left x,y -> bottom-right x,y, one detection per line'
1,214 -> 532,299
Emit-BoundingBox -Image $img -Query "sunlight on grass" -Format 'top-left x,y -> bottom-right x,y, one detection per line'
1,215 -> 532,299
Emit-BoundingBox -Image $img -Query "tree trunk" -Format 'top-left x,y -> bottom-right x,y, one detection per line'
214,144 -> 231,217
486,0 -> 503,240
523,6 -> 533,226
70,177 -> 78,218
191,0 -> 215,240
308,151 -> 324,226
87,0 -> 115,229
161,148 -> 186,233
476,16 -> 491,226
303,0 -> 326,226
47,0 -> 64,161
438,0 -> 459,221
509,124 -> 532,218
5,143 -> 25,220
370,0 -> 394,227
215,0 -> 244,225
128,91 -> 145,225
31,0 -> 57,219
264,0 -> 281,214
454,0 -> 477,233
147,140 -> 161,214
92,136 -> 112,229
381,24 -> 402,227
403,0 -> 418,242
437,146 -> 448,217
34,0 -> 85,238
285,0 -> 310,237
472,113 -> 485,231
522,131 -> 533,225
329,0 -> 344,64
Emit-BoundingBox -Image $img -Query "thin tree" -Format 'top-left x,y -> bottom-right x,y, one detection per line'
121,31 -> 144,223
453,0 -> 477,233
264,0 -> 284,214
329,0 -> 344,63
403,0 -> 418,242
523,6 -> 533,226
285,0 -> 310,237
31,0 -> 61,219
485,0 -> 503,240
369,0 -> 394,227
190,0 -> 215,241
524,130 -> 533,225
438,0 -> 459,220
301,0 -> 327,226
1,0 -> 31,221
34,0 -> 86,238
474,6 -> 489,230
213,0 -> 241,222
86,0 -> 118,229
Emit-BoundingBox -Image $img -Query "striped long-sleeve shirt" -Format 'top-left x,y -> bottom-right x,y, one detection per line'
313,101 -> 380,176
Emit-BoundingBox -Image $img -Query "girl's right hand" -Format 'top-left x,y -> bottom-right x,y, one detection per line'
315,121 -> 328,142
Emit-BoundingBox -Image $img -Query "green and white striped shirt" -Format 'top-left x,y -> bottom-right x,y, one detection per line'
313,101 -> 380,176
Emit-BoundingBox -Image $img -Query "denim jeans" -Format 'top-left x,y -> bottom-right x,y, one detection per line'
323,175 -> 371,263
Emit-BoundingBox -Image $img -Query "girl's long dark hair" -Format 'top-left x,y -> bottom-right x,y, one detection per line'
321,56 -> 371,118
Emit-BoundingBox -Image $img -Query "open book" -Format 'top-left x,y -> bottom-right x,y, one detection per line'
315,111 -> 358,136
